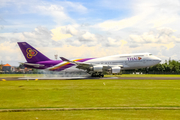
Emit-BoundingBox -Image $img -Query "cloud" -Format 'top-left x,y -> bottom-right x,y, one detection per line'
97,14 -> 146,31
0,0 -> 88,27
59,1 -> 87,13
129,27 -> 178,44
0,17 -> 5,30
21,26 -> 55,46
51,27 -> 72,41
1,26 -> 63,47
61,25 -> 79,36
0,41 -> 24,63
96,0 -> 180,32
2,0 -> 180,65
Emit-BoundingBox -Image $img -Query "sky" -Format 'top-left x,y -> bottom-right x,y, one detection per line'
1,0 -> 180,66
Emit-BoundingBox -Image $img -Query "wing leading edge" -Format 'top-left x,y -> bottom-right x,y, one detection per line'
60,57 -> 92,70
60,57 -> 124,74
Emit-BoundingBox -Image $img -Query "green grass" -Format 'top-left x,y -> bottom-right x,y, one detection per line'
1,110 -> 180,120
105,74 -> 180,77
1,77 -> 180,119
1,79 -> 180,109
1,74 -> 180,78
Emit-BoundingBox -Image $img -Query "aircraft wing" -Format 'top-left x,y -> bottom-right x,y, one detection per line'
60,57 -> 92,70
60,57 -> 123,71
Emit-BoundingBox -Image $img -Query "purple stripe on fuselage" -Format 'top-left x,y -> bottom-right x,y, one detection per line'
53,63 -> 74,71
51,58 -> 95,71
37,60 -> 63,69
77,58 -> 94,62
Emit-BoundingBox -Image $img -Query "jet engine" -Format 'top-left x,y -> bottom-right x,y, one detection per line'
89,65 -> 121,74
89,65 -> 103,72
102,66 -> 122,74
111,66 -> 121,73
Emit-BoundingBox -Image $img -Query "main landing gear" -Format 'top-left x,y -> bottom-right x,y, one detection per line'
146,67 -> 149,74
91,73 -> 104,77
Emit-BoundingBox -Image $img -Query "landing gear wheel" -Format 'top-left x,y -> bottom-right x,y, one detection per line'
91,73 -> 96,77
146,67 -> 149,74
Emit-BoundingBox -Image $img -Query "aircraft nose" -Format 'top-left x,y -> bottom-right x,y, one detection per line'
156,57 -> 161,63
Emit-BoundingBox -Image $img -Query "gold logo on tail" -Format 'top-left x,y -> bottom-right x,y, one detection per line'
26,48 -> 38,59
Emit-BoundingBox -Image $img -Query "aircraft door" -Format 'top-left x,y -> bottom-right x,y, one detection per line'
143,59 -> 146,64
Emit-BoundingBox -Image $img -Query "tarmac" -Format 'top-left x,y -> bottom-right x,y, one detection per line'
1,76 -> 180,81
1,107 -> 180,112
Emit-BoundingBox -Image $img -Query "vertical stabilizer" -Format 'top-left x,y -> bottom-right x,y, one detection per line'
18,42 -> 50,63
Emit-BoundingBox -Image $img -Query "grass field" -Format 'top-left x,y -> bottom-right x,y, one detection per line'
106,74 -> 180,77
1,79 -> 180,108
1,74 -> 180,78
1,74 -> 180,119
1,110 -> 180,120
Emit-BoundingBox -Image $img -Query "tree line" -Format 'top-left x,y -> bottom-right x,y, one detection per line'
123,59 -> 180,74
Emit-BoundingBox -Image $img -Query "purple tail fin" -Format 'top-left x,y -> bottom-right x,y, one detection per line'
18,42 -> 50,63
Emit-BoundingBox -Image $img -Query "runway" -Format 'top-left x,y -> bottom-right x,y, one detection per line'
1,76 -> 180,81
1,107 -> 180,112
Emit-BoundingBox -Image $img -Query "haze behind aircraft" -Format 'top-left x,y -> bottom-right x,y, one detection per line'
18,42 -> 161,77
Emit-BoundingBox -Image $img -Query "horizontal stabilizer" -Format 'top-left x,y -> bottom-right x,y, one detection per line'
21,62 -> 45,68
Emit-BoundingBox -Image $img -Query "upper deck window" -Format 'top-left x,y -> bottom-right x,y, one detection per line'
134,55 -> 144,57
120,56 -> 131,58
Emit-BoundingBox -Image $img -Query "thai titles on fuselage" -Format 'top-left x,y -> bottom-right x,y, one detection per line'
127,57 -> 142,61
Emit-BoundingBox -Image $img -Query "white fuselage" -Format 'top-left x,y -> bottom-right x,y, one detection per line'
50,53 -> 161,72
87,53 -> 160,69
84,53 -> 161,70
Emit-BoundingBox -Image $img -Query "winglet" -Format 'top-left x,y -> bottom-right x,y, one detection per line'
60,57 -> 70,62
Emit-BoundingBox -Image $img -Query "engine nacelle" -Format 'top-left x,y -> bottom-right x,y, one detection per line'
111,66 -> 121,73
89,65 -> 121,73
93,65 -> 103,72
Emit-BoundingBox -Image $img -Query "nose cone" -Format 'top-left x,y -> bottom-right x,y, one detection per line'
154,57 -> 161,64
157,57 -> 161,63
148,55 -> 161,66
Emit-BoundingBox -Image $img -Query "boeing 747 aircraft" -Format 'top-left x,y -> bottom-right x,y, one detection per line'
18,42 -> 161,77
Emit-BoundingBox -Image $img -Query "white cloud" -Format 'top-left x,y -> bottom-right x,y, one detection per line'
81,32 -> 96,41
51,26 -> 72,41
60,1 -> 87,13
96,0 -> 180,32
97,13 -> 146,31
61,25 -> 79,36
129,27 -> 178,44
2,0 -> 180,65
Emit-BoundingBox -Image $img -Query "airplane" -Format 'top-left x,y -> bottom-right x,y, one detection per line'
17,42 -> 161,77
